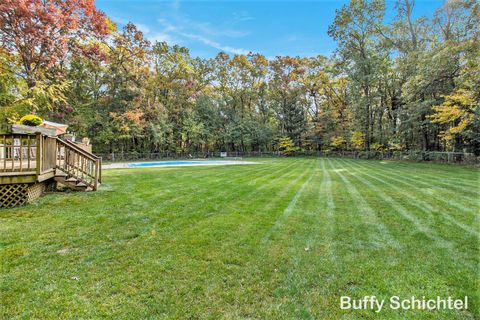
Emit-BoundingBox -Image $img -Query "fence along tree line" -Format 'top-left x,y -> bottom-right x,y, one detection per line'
98,150 -> 479,165
0,0 -> 478,158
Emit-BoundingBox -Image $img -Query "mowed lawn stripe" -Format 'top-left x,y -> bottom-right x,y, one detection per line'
316,159 -> 409,318
150,159 -> 314,250
144,159 -> 319,318
355,158 -> 479,201
267,166 -> 323,318
343,158 -> 479,237
319,158 -> 339,263
378,161 -> 478,190
261,160 -> 318,244
50,161 -> 276,222
168,159 -> 312,235
255,160 -> 342,318
135,163 -> 274,202
327,158 -> 401,249
393,160 -> 478,181
301,158 -> 340,318
305,159 -> 336,251
108,161 -> 266,196
346,158 -> 478,213
329,159 -> 478,319
147,159 -> 308,234
373,160 -> 479,198
77,161 -> 283,230
187,159 -> 318,248
330,158 -> 454,250
335,158 -> 477,270
375,162 -> 478,196
276,159 -> 353,319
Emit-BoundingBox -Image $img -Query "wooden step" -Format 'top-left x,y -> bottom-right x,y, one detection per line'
55,169 -> 67,177
54,176 -> 66,184
74,182 -> 88,191
66,179 -> 86,190
55,177 -> 91,192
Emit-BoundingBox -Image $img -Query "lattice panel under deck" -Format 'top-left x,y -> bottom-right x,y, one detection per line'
0,184 -> 29,208
26,183 -> 45,203
0,182 -> 46,208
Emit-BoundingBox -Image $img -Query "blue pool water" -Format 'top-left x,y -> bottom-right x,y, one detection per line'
128,160 -> 234,167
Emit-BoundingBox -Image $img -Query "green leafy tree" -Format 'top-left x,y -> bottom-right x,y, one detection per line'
328,0 -> 386,150
269,56 -> 307,146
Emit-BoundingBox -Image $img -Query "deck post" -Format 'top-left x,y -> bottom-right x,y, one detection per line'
98,157 -> 102,183
35,133 -> 42,177
94,158 -> 99,191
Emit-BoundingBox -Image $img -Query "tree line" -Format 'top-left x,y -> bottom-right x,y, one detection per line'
0,0 -> 479,154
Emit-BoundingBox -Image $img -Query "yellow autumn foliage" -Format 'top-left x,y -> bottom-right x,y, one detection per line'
330,136 -> 346,149
351,132 -> 365,150
429,89 -> 476,143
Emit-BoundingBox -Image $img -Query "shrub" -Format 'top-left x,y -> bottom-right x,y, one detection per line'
392,151 -> 402,159
351,132 -> 365,150
278,137 -> 300,156
388,142 -> 404,151
371,143 -> 386,151
357,150 -> 383,159
19,114 -> 43,126
330,136 -> 346,150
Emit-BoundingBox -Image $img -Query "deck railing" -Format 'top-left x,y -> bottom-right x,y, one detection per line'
40,135 -> 57,174
0,133 -> 101,190
1,134 -> 40,173
56,138 -> 101,190
0,133 -> 59,174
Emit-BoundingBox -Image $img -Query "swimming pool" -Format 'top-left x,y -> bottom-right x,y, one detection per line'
128,160 -> 231,167
115,160 -> 258,169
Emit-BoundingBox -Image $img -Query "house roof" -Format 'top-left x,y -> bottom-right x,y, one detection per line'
39,121 -> 69,136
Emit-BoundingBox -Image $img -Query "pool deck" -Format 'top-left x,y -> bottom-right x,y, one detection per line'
103,160 -> 260,169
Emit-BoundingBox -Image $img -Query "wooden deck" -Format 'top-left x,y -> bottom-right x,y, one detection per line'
0,133 -> 101,190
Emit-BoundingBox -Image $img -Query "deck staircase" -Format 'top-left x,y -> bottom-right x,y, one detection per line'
53,138 -> 101,191
54,169 -> 90,191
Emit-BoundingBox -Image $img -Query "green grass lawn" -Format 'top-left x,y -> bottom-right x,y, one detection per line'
1,158 -> 479,319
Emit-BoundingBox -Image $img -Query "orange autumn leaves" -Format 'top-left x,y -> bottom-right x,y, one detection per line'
0,0 -> 109,75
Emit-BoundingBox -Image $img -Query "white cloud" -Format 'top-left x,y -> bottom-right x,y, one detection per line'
156,19 -> 177,32
136,23 -> 151,34
112,8 -> 245,54
179,32 -> 250,55
149,33 -> 175,44
193,21 -> 249,38
115,1 -> 255,56
158,16 -> 247,39
231,11 -> 253,23
171,0 -> 181,11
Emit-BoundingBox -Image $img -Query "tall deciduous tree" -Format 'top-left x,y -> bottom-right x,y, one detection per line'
269,56 -> 307,146
328,0 -> 385,150
0,0 -> 109,88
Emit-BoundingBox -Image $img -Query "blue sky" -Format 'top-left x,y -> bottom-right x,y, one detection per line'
96,0 -> 443,58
